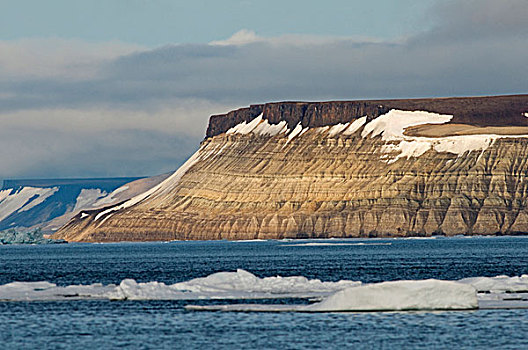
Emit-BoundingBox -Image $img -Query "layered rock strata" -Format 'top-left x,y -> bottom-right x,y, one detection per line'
54,95 -> 528,242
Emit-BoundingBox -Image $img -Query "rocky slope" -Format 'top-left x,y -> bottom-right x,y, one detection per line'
0,175 -> 169,232
54,95 -> 528,242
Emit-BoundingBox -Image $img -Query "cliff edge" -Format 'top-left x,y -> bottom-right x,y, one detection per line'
53,95 -> 528,242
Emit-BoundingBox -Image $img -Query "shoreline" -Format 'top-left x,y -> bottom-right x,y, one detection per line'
5,233 -> 526,245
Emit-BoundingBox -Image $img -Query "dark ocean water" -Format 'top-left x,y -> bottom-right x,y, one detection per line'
1,236 -> 528,349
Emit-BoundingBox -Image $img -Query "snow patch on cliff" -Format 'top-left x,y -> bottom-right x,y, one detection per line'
254,119 -> 288,136
362,109 -> 528,163
95,145 -> 207,222
226,113 -> 288,137
342,116 -> 367,135
362,110 -> 453,140
227,114 -> 368,142
0,187 -> 59,221
91,186 -> 131,208
328,122 -> 350,137
17,187 -> 59,212
226,114 -> 264,135
284,123 -> 308,146
72,189 -> 107,211
224,110 -> 528,164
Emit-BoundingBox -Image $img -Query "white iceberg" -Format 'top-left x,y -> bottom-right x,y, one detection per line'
188,279 -> 478,312
458,275 -> 528,293
0,269 -> 359,302
104,269 -> 360,300
0,281 -> 114,301
3,270 -> 528,312
305,279 -> 478,312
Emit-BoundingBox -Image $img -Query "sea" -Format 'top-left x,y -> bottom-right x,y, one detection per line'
1,236 -> 528,349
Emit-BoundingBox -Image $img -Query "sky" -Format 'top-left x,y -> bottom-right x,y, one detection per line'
0,0 -> 527,181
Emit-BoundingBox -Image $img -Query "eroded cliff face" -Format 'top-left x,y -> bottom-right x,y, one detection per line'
53,95 -> 528,242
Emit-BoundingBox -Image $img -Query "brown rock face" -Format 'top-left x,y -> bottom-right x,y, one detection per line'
207,95 -> 528,138
54,95 -> 528,242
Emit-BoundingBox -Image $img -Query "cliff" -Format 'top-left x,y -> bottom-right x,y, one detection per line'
53,95 -> 528,242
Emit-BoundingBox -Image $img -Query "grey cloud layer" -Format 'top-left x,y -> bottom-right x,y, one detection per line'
426,0 -> 528,42
0,126 -> 198,179
1,0 -> 526,179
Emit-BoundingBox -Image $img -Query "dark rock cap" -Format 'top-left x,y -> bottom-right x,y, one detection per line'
206,94 -> 528,138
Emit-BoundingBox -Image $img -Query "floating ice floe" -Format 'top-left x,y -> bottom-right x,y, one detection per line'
0,281 -> 115,301
231,239 -> 269,242
458,275 -> 528,293
305,279 -> 477,311
2,270 -> 528,312
188,279 -> 478,312
281,242 -> 391,247
0,269 -> 359,302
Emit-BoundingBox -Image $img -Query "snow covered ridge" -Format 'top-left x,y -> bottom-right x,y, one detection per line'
225,110 -> 528,164
0,187 -> 58,222
0,177 -> 151,231
1,270 -> 527,312
94,145 -> 210,222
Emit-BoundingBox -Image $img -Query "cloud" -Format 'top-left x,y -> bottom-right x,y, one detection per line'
210,29 -> 261,46
0,100 -> 236,179
0,100 -> 234,137
0,0 -> 526,179
0,125 -> 198,179
423,0 -> 528,42
0,38 -> 143,80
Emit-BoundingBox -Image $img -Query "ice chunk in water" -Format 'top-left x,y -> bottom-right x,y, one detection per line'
306,279 -> 478,311
188,279 -> 478,312
458,275 -> 528,293
172,269 -> 359,294
104,269 -> 361,300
